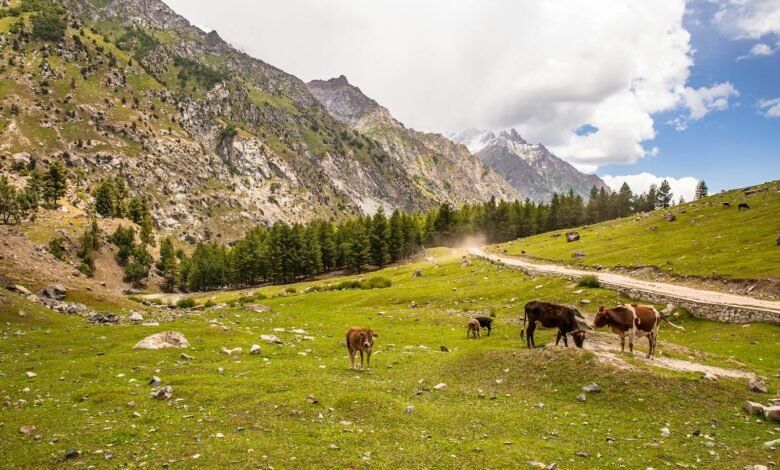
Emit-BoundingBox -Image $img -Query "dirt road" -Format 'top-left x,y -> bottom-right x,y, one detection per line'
471,248 -> 780,314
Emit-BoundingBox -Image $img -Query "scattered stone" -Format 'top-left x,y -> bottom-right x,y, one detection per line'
149,376 -> 162,387
18,310 -> 27,317
220,346 -> 242,356
11,284 -> 32,296
89,313 -> 120,324
582,383 -> 601,393
701,372 -> 718,381
151,385 -> 173,400
329,443 -> 340,450
744,466 -> 768,470
433,383 -> 448,391
575,451 -> 589,458
260,334 -> 282,344
129,311 -> 144,323
527,462 -> 547,469
572,250 -> 586,258
132,411 -> 141,418
744,400 -> 766,416
180,353 -> 195,360
565,231 -> 580,242
406,406 -> 415,413
40,284 -> 67,300
747,378 -> 769,393
133,331 -> 190,350
215,432 -> 224,438
408,301 -> 417,309
440,346 -> 450,352
64,449 -> 80,460
412,269 -> 422,278
579,299 -> 591,305
25,371 -> 37,378
661,427 -> 670,438
764,438 -> 780,450
764,406 -> 780,422
217,367 -> 224,374
576,394 -> 586,402
250,344 -> 262,355
127,401 -> 136,408
664,211 -> 676,222
306,395 -> 319,404
19,425 -> 35,435
244,304 -> 275,313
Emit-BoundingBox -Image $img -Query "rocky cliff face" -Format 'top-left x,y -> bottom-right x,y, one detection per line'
307,76 -> 519,206
451,129 -> 608,202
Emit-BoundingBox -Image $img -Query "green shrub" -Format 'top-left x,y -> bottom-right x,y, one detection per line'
360,277 -> 392,290
48,238 -> 65,260
237,292 -> 267,304
77,262 -> 92,277
577,275 -> 600,288
176,297 -> 196,309
203,299 -> 216,308
285,287 -> 297,294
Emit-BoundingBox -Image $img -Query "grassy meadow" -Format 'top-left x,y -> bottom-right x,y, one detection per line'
1,249 -> 778,468
489,181 -> 780,281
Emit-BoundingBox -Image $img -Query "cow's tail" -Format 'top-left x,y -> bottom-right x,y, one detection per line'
658,310 -> 686,332
520,306 -> 528,340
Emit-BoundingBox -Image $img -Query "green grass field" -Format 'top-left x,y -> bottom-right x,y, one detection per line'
489,181 -> 780,281
1,250 -> 778,468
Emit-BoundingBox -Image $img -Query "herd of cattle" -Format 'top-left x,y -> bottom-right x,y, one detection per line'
346,301 -> 685,369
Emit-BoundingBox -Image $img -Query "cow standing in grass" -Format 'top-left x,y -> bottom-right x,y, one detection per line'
346,327 -> 378,370
467,318 -> 481,339
521,301 -> 589,348
593,304 -> 685,358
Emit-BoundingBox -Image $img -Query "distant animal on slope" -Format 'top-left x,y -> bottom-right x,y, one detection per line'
467,318 -> 481,339
474,316 -> 493,336
521,301 -> 589,348
346,327 -> 378,370
738,203 -> 750,210
722,202 -> 731,207
593,304 -> 685,359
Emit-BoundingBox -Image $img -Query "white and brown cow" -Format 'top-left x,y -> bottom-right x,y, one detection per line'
594,304 -> 685,358
346,327 -> 378,370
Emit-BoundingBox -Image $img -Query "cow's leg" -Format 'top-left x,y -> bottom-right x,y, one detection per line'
628,328 -> 636,354
620,333 -> 625,352
359,350 -> 364,370
527,323 -> 536,348
562,331 -> 569,348
367,350 -> 372,370
349,348 -> 355,369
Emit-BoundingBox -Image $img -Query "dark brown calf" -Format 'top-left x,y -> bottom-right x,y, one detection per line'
593,304 -> 685,358
466,318 -> 481,339
521,301 -> 589,348
346,327 -> 378,370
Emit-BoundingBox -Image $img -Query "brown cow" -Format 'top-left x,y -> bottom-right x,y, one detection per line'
467,318 -> 481,339
594,304 -> 685,358
346,327 -> 378,370
521,300 -> 589,348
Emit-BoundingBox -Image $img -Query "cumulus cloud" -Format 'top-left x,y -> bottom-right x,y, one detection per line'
712,0 -> 780,40
757,98 -> 780,117
602,173 -> 700,202
165,0 -> 738,169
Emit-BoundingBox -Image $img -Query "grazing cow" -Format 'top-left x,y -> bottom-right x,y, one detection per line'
593,304 -> 685,358
474,316 -> 493,336
722,202 -> 731,207
346,327 -> 378,370
738,203 -> 750,210
521,301 -> 589,348
467,318 -> 481,339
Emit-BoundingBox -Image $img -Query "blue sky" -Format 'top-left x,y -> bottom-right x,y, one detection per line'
600,2 -> 780,194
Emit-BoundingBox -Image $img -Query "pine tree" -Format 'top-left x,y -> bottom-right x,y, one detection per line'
646,184 -> 659,211
388,209 -> 404,262
140,211 -> 155,246
658,179 -> 673,209
157,237 -> 179,292
93,179 -> 117,217
370,207 -> 390,268
694,180 -> 708,200
42,160 -> 68,207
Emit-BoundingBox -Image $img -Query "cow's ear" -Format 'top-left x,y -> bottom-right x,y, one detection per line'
372,333 -> 379,338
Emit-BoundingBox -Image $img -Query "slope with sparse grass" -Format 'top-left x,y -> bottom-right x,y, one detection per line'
1,249 -> 777,468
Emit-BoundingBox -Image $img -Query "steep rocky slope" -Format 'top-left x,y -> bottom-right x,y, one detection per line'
307,76 -> 519,205
452,129 -> 608,202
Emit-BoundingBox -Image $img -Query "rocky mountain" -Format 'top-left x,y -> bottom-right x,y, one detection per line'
452,129 -> 608,202
0,0 -> 516,243
307,76 -> 519,206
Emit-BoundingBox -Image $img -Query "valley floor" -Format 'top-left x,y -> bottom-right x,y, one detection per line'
1,249 -> 778,469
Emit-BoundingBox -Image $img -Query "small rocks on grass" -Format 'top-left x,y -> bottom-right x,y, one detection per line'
64,449 -> 80,460
534,402 -> 545,408
406,406 -> 416,413
575,451 -> 589,457
329,443 -> 340,450
149,376 -> 162,387
408,301 -> 417,309
180,353 -> 195,360
744,401 -> 766,416
151,385 -> 173,400
19,425 -> 35,435
702,372 -> 718,381
576,394 -> 586,402
129,311 -> 144,323
433,383 -> 448,391
582,383 -> 601,393
25,371 -> 37,378
440,346 -> 450,352
133,331 -> 190,350
220,346 -> 242,356
747,378 -> 768,393
217,367 -> 224,374
764,406 -> 780,422
260,334 -> 282,344
306,395 -> 319,404
764,438 -> 780,450
126,401 -> 135,408
661,427 -> 670,438
132,411 -> 141,418
215,432 -> 224,438
18,310 -> 26,317
250,344 -> 262,355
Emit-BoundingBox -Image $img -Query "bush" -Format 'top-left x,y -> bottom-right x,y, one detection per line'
77,262 -> 92,277
176,297 -> 196,309
578,275 -> 600,288
285,287 -> 297,294
203,299 -> 216,308
48,238 -> 65,260
360,277 -> 392,290
31,10 -> 65,42
237,292 -> 267,304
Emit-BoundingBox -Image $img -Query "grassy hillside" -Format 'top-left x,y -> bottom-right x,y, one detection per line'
1,250 -> 777,468
489,181 -> 780,281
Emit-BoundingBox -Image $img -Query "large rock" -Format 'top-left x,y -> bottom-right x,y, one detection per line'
40,284 -> 67,300
129,311 -> 144,323
133,331 -> 190,350
764,406 -> 780,422
744,400 -> 766,416
565,231 -> 580,242
664,211 -> 676,222
260,334 -> 282,345
747,378 -> 768,393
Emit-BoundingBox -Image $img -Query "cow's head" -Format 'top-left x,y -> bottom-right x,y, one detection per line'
572,329 -> 586,348
593,306 -> 608,328
362,330 -> 378,350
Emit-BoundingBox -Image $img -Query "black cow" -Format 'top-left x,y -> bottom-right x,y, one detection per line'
738,203 -> 750,210
521,301 -> 589,348
473,316 -> 493,336
722,202 -> 731,207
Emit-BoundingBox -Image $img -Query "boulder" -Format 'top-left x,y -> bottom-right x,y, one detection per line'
151,385 -> 173,400
747,378 -> 768,393
764,406 -> 780,422
148,376 -> 162,387
19,424 -> 36,435
744,400 -> 765,416
250,344 -> 262,355
664,211 -> 676,222
260,334 -> 282,344
133,331 -> 190,350
10,284 -> 32,296
128,311 -> 144,323
40,284 -> 67,300
582,383 -> 601,393
565,231 -> 580,242
88,313 -> 120,324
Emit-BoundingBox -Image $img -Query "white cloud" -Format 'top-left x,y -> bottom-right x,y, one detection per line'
750,42 -> 774,55
165,0 -> 738,169
757,97 -> 780,117
712,0 -> 780,40
602,173 -> 700,202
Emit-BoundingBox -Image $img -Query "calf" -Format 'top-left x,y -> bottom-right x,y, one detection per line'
593,304 -> 685,358
722,202 -> 731,207
738,203 -> 750,210
521,301 -> 589,348
474,316 -> 493,336
466,318 -> 481,339
346,327 -> 378,370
